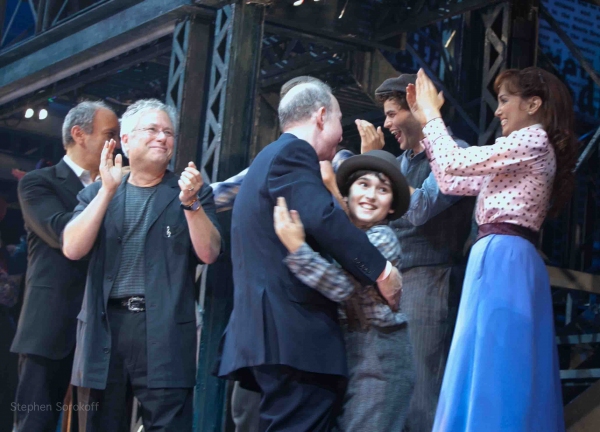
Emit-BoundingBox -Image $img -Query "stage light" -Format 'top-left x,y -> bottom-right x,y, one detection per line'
39,109 -> 48,120
25,108 -> 34,118
293,0 -> 304,5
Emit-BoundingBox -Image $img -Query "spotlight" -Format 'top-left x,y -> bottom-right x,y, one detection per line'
293,0 -> 304,5
38,109 -> 48,120
25,108 -> 34,118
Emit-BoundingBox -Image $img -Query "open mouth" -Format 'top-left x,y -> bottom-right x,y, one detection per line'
500,119 -> 507,127
391,130 -> 403,143
359,203 -> 377,211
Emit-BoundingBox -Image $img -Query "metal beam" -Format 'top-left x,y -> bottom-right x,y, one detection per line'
0,0 -> 208,107
539,4 -> 600,89
547,266 -> 600,294
166,18 -> 211,173
195,2 -> 265,431
375,0 -> 504,42
0,0 -> 145,66
0,40 -> 173,118
576,126 -> 600,172
564,378 -> 600,430
406,43 -> 480,135
264,17 -> 405,54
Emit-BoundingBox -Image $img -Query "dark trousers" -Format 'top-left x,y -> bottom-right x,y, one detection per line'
78,307 -> 192,432
251,365 -> 344,432
13,350 -> 74,432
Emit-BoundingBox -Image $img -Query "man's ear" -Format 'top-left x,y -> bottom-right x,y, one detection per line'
71,125 -> 85,146
316,107 -> 327,130
121,134 -> 129,156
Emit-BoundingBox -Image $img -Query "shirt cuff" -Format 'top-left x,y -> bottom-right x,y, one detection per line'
376,261 -> 393,282
283,243 -> 313,265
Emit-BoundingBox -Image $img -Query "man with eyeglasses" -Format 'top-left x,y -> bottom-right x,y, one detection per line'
62,99 -> 222,431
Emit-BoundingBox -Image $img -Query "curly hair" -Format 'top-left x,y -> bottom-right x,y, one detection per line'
494,67 -> 579,217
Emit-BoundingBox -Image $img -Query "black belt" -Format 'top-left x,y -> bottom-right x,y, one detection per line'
107,296 -> 146,312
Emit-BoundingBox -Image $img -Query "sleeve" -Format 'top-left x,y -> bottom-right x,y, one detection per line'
210,168 -> 248,213
268,140 -> 386,286
71,182 -> 102,221
18,172 -> 78,249
402,138 -> 473,225
197,183 -> 225,258
402,171 -> 462,226
366,226 -> 402,268
332,149 -> 355,173
283,226 -> 402,302
284,243 -> 362,302
422,118 -> 550,193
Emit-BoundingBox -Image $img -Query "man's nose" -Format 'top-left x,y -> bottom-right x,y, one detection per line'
365,187 -> 376,198
383,118 -> 391,129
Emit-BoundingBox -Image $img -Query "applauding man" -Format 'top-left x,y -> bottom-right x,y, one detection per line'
63,99 -> 221,431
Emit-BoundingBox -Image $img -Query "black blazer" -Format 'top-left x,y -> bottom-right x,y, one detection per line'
217,134 -> 387,382
70,172 -> 220,390
11,160 -> 88,360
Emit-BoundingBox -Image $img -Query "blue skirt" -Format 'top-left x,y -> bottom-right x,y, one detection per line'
433,234 -> 565,432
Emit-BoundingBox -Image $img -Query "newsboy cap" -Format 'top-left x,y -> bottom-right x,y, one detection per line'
374,74 -> 417,96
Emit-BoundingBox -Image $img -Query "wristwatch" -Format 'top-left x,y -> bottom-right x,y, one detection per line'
181,198 -> 201,211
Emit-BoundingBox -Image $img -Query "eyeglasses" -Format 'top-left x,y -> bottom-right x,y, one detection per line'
132,127 -> 176,139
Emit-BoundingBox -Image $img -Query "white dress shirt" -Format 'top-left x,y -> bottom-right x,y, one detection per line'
62,155 -> 94,187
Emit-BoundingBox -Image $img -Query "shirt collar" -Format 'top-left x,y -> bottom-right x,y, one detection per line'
62,155 -> 93,186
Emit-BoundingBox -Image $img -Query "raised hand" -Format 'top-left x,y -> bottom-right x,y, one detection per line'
273,197 -> 305,253
100,139 -> 123,193
407,69 -> 445,127
178,162 -> 204,205
355,119 -> 385,153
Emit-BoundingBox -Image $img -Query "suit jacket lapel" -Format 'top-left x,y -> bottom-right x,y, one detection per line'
55,159 -> 84,203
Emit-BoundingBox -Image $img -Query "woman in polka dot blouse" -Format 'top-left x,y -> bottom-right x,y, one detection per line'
407,67 -> 578,432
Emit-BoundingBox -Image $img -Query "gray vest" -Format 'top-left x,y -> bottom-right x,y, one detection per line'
392,150 -> 475,270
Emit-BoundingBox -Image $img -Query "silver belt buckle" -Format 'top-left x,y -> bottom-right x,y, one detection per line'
127,296 -> 145,312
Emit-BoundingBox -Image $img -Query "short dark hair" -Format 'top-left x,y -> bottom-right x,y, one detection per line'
375,91 -> 409,110
62,101 -> 113,149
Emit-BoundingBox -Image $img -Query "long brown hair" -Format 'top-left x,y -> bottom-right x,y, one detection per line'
494,67 -> 579,217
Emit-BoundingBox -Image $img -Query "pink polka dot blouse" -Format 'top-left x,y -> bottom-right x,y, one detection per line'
421,118 -> 556,232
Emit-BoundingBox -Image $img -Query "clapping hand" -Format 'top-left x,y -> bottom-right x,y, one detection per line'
100,139 -> 123,193
406,69 -> 445,127
355,119 -> 385,153
273,197 -> 305,253
178,162 -> 204,205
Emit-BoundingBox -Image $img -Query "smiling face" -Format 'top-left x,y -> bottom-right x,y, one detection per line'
495,82 -> 541,136
347,172 -> 395,230
122,109 -> 175,168
382,99 -> 423,152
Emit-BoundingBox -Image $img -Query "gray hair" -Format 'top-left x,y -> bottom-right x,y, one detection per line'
62,101 -> 113,149
119,99 -> 177,157
278,78 -> 333,130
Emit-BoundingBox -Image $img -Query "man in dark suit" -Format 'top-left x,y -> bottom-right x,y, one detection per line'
217,78 -> 403,431
62,99 -> 222,431
11,101 -> 119,432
